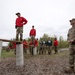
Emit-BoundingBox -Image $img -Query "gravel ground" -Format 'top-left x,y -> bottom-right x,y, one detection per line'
0,51 -> 75,75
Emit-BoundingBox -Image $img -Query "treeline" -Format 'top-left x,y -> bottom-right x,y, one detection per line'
39,33 -> 69,48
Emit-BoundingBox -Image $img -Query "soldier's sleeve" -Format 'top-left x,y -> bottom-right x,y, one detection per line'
73,28 -> 75,41
22,17 -> 28,25
67,29 -> 70,41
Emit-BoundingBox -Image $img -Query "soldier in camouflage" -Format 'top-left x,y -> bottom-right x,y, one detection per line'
64,18 -> 75,73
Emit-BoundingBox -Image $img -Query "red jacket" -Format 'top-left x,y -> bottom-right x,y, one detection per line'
23,41 -> 28,48
12,42 -> 16,49
29,29 -> 36,36
54,40 -> 58,46
15,17 -> 27,27
29,40 -> 38,47
35,40 -> 38,47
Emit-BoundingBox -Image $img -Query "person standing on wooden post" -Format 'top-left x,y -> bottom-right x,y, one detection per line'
15,12 -> 28,41
23,39 -> 28,54
29,25 -> 36,44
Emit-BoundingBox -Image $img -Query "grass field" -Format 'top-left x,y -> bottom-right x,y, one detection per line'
1,49 -> 69,58
1,50 -> 15,58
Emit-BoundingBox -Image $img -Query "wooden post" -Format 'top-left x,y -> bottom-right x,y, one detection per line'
0,41 -> 2,62
16,43 -> 24,67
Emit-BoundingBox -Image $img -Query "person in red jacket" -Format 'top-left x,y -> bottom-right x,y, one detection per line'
15,12 -> 28,41
23,39 -> 28,54
12,41 -> 16,55
29,38 -> 38,55
53,37 -> 58,54
29,25 -> 36,44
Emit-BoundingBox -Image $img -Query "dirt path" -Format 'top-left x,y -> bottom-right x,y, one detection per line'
0,51 -> 75,75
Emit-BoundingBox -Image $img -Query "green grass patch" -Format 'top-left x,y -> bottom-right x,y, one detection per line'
1,49 -> 69,59
24,50 -> 69,59
1,50 -> 15,58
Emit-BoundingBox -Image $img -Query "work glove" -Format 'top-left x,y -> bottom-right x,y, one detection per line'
15,26 -> 17,29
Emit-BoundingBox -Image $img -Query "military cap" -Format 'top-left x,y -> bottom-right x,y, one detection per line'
69,18 -> 75,22
15,12 -> 20,15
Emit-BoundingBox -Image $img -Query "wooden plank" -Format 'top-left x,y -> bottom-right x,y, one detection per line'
0,39 -> 22,43
0,39 -> 35,46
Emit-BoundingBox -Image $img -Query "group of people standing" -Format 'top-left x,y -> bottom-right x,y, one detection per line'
14,12 -> 75,73
14,12 -> 59,55
23,38 -> 38,55
39,37 -> 58,55
22,37 -> 58,55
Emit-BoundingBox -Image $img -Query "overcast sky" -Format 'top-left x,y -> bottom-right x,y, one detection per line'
0,0 -> 75,45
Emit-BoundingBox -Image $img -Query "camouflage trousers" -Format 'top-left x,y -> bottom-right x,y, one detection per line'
30,36 -> 35,44
16,27 -> 23,41
69,44 -> 75,68
29,46 -> 34,55
39,46 -> 43,54
42,45 -> 46,54
47,46 -> 52,54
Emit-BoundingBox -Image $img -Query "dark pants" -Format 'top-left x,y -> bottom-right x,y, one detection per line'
69,45 -> 75,68
29,46 -> 34,55
54,46 -> 58,54
23,47 -> 27,54
39,46 -> 43,54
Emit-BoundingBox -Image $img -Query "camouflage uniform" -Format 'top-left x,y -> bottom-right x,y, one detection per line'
16,27 -> 23,41
67,26 -> 75,68
67,18 -> 75,72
